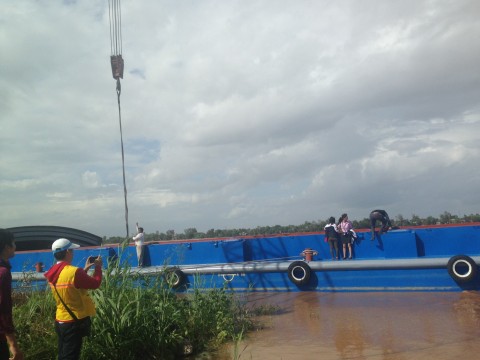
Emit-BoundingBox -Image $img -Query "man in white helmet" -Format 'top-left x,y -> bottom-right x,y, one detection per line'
44,238 -> 103,360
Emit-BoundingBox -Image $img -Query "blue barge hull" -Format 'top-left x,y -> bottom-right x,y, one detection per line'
10,223 -> 480,292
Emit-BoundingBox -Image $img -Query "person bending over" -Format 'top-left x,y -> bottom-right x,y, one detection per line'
369,209 -> 392,240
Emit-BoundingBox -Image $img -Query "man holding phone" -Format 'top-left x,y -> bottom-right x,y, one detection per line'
44,238 -> 102,360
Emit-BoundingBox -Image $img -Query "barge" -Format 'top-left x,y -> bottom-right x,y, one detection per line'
10,223 -> 480,292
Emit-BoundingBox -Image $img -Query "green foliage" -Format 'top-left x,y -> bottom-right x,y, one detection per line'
13,290 -> 57,359
83,259 -> 185,359
83,260 -> 253,359
102,211 -> 480,244
180,288 -> 252,349
12,253 -> 255,359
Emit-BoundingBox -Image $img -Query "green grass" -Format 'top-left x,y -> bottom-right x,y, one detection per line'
12,290 -> 57,359
12,256 -> 257,359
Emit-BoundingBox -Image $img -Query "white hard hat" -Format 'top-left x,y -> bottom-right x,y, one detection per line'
52,238 -> 80,253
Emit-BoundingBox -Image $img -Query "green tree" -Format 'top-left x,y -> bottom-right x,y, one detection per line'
206,228 -> 215,238
166,230 -> 175,240
395,214 -> 406,226
411,214 -> 421,225
184,228 -> 198,239
100,211 -> 480,241
439,211 -> 453,224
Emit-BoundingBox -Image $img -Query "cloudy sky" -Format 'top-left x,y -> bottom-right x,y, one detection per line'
1,0 -> 479,238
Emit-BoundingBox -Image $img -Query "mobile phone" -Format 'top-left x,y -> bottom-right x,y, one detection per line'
88,256 -> 96,264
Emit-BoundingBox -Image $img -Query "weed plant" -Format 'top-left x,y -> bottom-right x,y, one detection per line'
13,289 -> 57,359
13,252 -> 255,359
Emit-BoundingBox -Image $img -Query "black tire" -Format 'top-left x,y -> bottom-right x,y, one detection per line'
287,261 -> 311,285
447,255 -> 478,283
164,268 -> 186,289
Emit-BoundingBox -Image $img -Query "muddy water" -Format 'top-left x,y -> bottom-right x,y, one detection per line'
217,291 -> 480,360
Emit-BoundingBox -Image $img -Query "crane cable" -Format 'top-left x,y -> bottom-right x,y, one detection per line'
108,0 -> 122,56
108,0 -> 129,239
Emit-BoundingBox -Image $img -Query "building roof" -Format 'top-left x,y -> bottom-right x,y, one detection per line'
6,226 -> 102,251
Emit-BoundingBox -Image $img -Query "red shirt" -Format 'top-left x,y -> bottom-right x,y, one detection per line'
0,259 -> 14,337
44,261 -> 102,289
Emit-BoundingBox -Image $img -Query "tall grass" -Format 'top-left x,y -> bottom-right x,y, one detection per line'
13,290 -> 57,359
13,255 -> 256,359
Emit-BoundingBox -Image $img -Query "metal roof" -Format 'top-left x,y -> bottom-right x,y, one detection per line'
6,226 -> 102,251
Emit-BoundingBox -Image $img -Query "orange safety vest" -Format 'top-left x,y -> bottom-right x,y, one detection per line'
50,265 -> 96,322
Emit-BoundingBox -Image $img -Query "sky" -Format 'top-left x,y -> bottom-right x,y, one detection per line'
1,0 -> 480,238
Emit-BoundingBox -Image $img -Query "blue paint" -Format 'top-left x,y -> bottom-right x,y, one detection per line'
10,224 -> 480,292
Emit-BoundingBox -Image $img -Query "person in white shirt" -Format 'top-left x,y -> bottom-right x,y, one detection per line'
132,222 -> 145,267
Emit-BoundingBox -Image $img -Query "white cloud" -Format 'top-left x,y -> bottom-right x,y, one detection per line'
1,0 -> 479,236
82,171 -> 100,189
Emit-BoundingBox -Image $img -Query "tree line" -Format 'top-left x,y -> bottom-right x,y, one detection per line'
103,211 -> 480,244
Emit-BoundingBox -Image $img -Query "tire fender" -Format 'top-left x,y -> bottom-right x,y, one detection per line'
287,261 -> 312,285
164,268 -> 186,289
447,255 -> 478,283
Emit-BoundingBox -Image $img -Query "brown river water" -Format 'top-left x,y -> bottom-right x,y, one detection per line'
210,291 -> 480,360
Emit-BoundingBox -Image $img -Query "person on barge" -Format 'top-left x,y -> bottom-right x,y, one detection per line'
132,222 -> 145,267
324,217 -> 339,260
369,209 -> 392,240
338,214 -> 354,259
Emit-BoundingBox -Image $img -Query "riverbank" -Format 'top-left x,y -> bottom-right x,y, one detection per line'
218,291 -> 480,359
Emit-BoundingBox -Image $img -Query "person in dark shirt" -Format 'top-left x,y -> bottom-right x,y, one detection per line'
324,217 -> 339,260
0,229 -> 23,360
369,210 -> 393,240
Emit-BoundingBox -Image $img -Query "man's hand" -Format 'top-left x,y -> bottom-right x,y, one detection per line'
84,256 -> 103,271
6,333 -> 24,360
94,256 -> 103,268
9,346 -> 24,360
